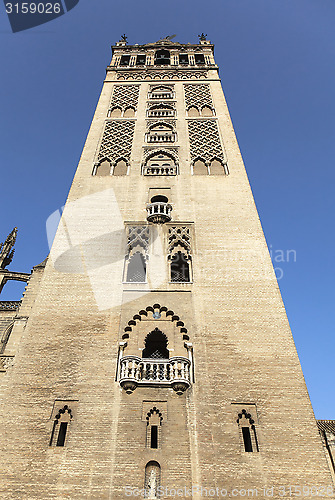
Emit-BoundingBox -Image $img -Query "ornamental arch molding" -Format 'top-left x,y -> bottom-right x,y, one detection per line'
121,304 -> 190,343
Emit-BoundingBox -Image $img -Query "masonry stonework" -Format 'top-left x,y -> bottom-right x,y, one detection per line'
0,35 -> 334,499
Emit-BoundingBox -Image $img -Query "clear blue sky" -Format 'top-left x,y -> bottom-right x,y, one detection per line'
0,0 -> 334,418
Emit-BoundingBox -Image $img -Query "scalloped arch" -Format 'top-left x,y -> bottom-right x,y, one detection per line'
122,304 -> 190,342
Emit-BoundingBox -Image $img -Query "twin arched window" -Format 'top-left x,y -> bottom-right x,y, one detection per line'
193,158 -> 226,175
95,159 -> 128,176
188,105 -> 213,117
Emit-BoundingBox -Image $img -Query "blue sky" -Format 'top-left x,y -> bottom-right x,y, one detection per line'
0,0 -> 334,418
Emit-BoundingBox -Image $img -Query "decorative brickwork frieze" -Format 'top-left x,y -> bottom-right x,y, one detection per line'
127,226 -> 150,260
109,85 -> 140,111
184,83 -> 213,109
168,226 -> 192,258
97,120 -> 135,164
117,70 -> 208,80
188,119 -> 224,163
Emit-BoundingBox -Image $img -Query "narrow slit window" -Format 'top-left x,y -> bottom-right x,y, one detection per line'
49,404 -> 73,447
242,426 -> 253,452
151,425 -> 158,448
146,408 -> 163,449
56,422 -> 68,447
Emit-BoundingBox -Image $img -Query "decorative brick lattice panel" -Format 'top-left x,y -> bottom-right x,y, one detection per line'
127,226 -> 150,259
168,226 -> 191,257
187,120 -> 224,163
110,85 -> 140,111
98,121 -> 135,163
184,84 -> 213,109
117,71 -> 208,81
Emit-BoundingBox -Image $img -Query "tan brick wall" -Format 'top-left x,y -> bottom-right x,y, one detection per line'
0,41 -> 333,499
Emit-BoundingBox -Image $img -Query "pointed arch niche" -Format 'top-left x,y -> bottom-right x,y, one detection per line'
233,405 -> 260,453
117,305 -> 193,394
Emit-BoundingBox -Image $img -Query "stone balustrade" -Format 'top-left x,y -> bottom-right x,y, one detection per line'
148,92 -> 174,100
146,202 -> 172,223
147,134 -> 175,143
147,110 -> 175,117
143,166 -> 177,176
119,355 -> 191,394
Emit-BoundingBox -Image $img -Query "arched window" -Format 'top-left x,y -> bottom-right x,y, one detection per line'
146,408 -> 163,449
154,49 -> 170,65
147,103 -> 175,118
110,107 -> 122,117
179,54 -> 189,65
193,159 -> 208,175
188,106 -> 200,117
201,105 -> 213,117
126,252 -> 146,282
170,251 -> 190,282
210,159 -> 225,175
144,461 -> 161,499
136,54 -> 146,66
142,328 -> 169,359
237,409 -> 259,452
120,55 -> 130,66
144,152 -> 177,176
147,123 -> 175,143
1,322 -> 13,354
195,53 -> 205,65
123,106 -> 135,118
147,153 -> 174,167
49,405 -> 72,447
113,159 -> 128,176
96,159 -> 111,176
149,86 -> 174,99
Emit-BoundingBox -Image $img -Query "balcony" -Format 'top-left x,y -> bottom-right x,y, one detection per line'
143,166 -> 177,176
148,92 -> 174,100
147,110 -> 175,118
146,201 -> 172,224
119,355 -> 191,394
146,133 -> 175,143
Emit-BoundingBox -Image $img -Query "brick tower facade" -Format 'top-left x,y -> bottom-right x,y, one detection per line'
0,36 -> 333,499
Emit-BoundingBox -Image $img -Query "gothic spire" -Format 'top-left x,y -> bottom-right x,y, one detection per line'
0,227 -> 17,269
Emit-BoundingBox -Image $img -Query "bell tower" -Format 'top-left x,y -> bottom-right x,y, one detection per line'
0,35 -> 333,498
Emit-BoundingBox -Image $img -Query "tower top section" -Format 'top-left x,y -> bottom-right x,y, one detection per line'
108,35 -> 217,72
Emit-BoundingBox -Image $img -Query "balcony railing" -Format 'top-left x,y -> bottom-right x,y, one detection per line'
146,134 -> 175,143
147,110 -> 175,118
119,355 -> 191,394
148,92 -> 174,100
146,202 -> 172,223
143,166 -> 177,176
